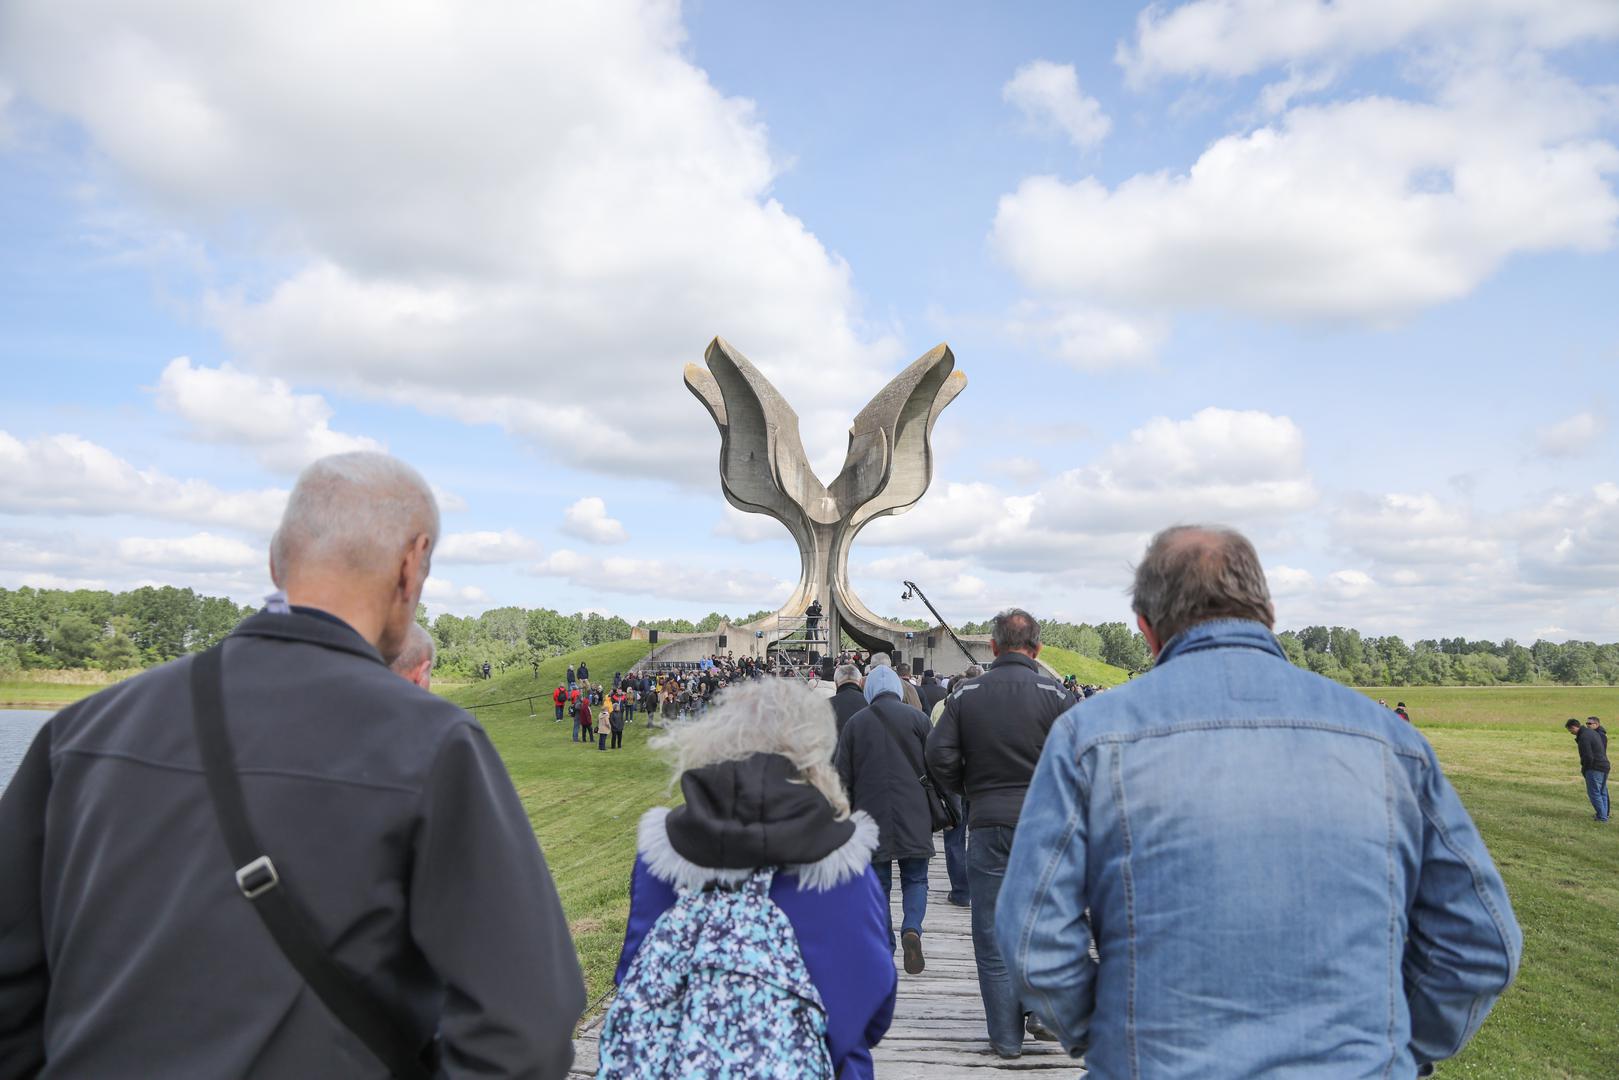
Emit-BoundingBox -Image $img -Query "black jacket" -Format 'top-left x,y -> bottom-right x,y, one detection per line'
0,610 -> 584,1079
917,677 -> 947,716
829,682 -> 869,737
926,651 -> 1073,828
835,693 -> 935,862
1576,725 -> 1610,772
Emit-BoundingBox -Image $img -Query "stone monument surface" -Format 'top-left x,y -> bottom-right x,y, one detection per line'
657,336 -> 987,668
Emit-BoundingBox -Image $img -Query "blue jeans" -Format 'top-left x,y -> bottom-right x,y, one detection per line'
969,824 -> 1024,1056
873,856 -> 930,951
943,797 -> 969,902
1585,769 -> 1610,821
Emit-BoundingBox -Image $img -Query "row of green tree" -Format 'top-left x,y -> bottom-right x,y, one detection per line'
5,585 -> 1616,687
0,586 -> 255,673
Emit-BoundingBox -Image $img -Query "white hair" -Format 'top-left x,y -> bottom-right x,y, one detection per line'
271,452 -> 439,578
650,678 -> 849,818
868,652 -> 893,668
389,622 -> 436,675
833,663 -> 861,686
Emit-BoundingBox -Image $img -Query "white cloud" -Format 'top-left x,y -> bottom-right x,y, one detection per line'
863,407 -> 1316,578
116,531 -> 260,570
0,430 -> 286,532
713,504 -> 790,544
1119,0 -> 1619,84
1331,492 -> 1501,571
529,549 -> 791,606
1003,60 -> 1111,148
993,67 -> 1619,326
421,576 -> 493,613
153,357 -> 383,473
561,497 -> 628,545
0,0 -> 901,482
435,529 -> 541,564
1534,410 -> 1606,457
1005,302 -> 1166,370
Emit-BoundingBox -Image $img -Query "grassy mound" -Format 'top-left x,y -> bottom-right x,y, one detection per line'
441,639 -> 668,1000
1037,645 -> 1131,686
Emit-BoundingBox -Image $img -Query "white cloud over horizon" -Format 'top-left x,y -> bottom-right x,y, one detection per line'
1003,60 -> 1112,149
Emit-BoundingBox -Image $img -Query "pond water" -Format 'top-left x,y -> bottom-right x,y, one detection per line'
1,709 -> 52,792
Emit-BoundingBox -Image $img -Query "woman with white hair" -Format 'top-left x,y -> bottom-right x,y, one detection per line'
604,679 -> 896,1079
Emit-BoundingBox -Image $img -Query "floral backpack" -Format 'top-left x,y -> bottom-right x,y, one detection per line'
596,869 -> 833,1079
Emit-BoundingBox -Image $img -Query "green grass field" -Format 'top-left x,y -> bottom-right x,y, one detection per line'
455,665 -> 1617,1075
0,680 -> 105,708
1037,645 -> 1131,687
1351,687 -> 1617,1077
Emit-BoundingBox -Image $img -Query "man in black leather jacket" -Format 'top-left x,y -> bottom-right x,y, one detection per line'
927,608 -> 1071,1059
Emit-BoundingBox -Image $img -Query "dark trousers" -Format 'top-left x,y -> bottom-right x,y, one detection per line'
942,798 -> 969,903
598,732 -> 608,750
610,728 -> 623,749
571,718 -> 583,742
873,856 -> 930,952
554,704 -> 565,722
968,825 -> 1024,1056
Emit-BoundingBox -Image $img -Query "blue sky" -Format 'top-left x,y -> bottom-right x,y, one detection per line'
1,0 -> 1616,641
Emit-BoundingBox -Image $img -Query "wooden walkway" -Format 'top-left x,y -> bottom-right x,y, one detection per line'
570,882 -> 1085,1077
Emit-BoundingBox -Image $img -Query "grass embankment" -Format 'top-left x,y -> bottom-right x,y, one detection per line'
0,673 -> 130,708
441,640 -> 666,1001
1351,688 -> 1618,1077
1037,645 -> 1130,687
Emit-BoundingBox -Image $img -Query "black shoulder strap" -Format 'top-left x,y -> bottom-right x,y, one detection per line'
189,645 -> 432,1080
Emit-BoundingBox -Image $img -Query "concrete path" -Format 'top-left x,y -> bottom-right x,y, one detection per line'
570,880 -> 1085,1077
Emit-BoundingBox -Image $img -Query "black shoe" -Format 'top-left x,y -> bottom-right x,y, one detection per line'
946,893 -> 970,907
1026,1013 -> 1059,1042
901,929 -> 925,975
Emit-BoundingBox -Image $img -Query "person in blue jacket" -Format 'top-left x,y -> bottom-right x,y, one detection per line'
613,679 -> 896,1079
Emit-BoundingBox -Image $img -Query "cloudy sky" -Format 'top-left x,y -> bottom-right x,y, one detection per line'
2,0 -> 1617,641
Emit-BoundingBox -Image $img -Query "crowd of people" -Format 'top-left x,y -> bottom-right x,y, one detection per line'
0,451 -> 1533,1079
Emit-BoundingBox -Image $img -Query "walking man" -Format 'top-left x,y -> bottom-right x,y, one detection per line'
997,525 -> 1521,1076
835,665 -> 935,975
1568,717 -> 1610,821
0,452 -> 584,1077
926,609 -> 1072,1058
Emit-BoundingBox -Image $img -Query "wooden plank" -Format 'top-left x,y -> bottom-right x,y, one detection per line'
569,880 -> 1088,1076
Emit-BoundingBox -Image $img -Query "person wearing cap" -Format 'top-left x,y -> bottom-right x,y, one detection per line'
610,679 -> 893,1080
1567,717 -> 1610,821
1394,702 -> 1411,722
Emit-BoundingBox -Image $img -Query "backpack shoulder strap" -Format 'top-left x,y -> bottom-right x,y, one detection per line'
190,644 -> 432,1080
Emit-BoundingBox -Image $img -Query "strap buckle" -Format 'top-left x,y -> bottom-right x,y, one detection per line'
236,855 -> 280,899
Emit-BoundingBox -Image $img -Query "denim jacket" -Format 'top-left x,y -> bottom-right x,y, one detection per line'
995,620 -> 1521,1078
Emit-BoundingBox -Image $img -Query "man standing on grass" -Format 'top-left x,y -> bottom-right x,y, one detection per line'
996,525 -> 1521,1077
0,451 -> 584,1078
1568,718 -> 1610,822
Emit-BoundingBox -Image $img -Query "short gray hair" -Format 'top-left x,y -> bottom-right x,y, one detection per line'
271,452 -> 439,579
1131,525 -> 1274,644
991,608 -> 1040,653
651,679 -> 849,818
868,653 -> 893,668
390,622 -> 435,675
833,663 -> 862,686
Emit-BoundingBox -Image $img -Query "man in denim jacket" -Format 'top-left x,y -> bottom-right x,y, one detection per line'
996,525 -> 1521,1078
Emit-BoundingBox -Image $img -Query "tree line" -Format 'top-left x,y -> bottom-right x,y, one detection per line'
4,585 -> 1616,687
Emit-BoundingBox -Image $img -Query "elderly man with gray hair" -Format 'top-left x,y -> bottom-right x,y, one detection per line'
390,621 -> 437,690
995,525 -> 1521,1077
0,452 -> 585,1078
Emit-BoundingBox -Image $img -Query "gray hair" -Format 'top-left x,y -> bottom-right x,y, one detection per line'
962,664 -> 984,678
992,608 -> 1041,653
894,661 -> 911,678
868,652 -> 893,668
1131,525 -> 1274,644
833,663 -> 862,686
390,622 -> 435,676
271,452 -> 439,580
650,678 -> 849,818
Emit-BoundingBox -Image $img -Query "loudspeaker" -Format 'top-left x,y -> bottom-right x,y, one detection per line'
718,634 -> 728,648
927,636 -> 936,649
809,650 -> 821,666
819,658 -> 835,681
648,629 -> 659,644
893,652 -> 903,668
